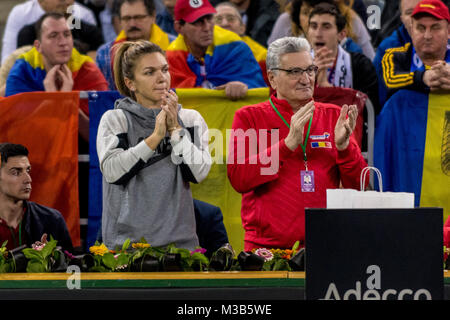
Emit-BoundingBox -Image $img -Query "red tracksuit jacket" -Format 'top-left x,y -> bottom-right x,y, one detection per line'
227,95 -> 368,250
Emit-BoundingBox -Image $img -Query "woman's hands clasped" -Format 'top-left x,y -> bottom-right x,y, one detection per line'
145,90 -> 182,150
160,89 -> 181,135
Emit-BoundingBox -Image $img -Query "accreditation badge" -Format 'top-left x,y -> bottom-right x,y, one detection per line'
301,170 -> 315,192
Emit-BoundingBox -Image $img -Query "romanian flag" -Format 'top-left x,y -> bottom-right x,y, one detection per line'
0,92 -> 80,247
241,35 -> 269,86
166,25 -> 266,89
5,47 -> 108,115
374,89 -> 450,222
113,23 -> 170,50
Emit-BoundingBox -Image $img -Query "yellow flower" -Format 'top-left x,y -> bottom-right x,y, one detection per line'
132,243 -> 151,249
89,243 -> 109,256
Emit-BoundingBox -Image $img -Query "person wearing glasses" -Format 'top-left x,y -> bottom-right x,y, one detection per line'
214,2 -> 269,86
307,2 -> 380,114
227,36 -> 367,251
96,0 -> 172,90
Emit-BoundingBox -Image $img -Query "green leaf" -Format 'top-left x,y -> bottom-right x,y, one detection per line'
272,258 -> 291,271
0,262 -> 12,273
139,237 -> 148,244
122,239 -> 131,252
89,265 -> 108,272
190,252 -> 209,265
291,241 -> 300,253
22,248 -> 44,261
116,253 -> 130,266
26,260 -> 46,273
262,259 -> 274,271
131,250 -> 143,262
40,240 -> 57,259
102,253 -> 118,270
1,240 -> 8,248
177,248 -> 191,259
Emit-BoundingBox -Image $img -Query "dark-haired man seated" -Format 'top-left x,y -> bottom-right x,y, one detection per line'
0,143 -> 73,252
307,2 -> 381,114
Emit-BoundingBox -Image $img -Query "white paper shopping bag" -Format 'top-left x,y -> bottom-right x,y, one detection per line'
327,167 -> 415,209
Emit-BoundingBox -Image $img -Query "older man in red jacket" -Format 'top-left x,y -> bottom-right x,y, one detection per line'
227,37 -> 368,251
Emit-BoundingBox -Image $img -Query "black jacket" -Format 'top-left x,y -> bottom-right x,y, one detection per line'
381,42 -> 430,103
22,201 -> 73,253
350,51 -> 381,115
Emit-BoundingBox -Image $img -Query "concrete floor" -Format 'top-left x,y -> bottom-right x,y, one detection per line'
0,0 -> 25,58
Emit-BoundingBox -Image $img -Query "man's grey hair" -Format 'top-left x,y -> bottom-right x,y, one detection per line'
266,37 -> 311,71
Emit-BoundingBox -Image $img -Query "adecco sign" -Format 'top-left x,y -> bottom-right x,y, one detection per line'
305,208 -> 444,300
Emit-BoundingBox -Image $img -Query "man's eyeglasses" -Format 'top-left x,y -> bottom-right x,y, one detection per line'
214,14 -> 240,24
120,15 -> 149,23
271,65 -> 318,78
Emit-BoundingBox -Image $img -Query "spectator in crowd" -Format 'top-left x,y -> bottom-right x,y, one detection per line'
0,143 -> 73,252
308,3 -> 380,114
156,0 -> 177,37
381,0 -> 450,101
167,0 -> 266,100
1,0 -> 97,65
16,6 -> 105,60
214,2 -> 269,85
75,0 -> 107,27
99,0 -> 122,43
227,37 -> 367,250
96,40 -> 211,250
373,0 -> 419,107
370,0 -> 401,49
225,0 -> 281,47
333,0 -> 374,59
5,13 -> 108,142
0,46 -> 33,97
96,0 -> 171,90
268,0 -> 374,59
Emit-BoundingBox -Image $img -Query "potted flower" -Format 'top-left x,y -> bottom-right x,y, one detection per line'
251,241 -> 302,271
22,234 -> 66,273
237,251 -> 265,271
209,244 -> 235,271
129,240 -> 159,272
88,240 -> 131,272
0,241 -> 13,273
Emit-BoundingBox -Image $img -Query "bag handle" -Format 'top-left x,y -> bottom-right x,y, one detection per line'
360,166 -> 383,192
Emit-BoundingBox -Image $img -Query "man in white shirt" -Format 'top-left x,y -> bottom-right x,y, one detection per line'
1,0 -> 97,65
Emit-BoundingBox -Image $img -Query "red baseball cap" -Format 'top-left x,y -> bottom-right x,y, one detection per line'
411,0 -> 450,22
174,0 -> 216,23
